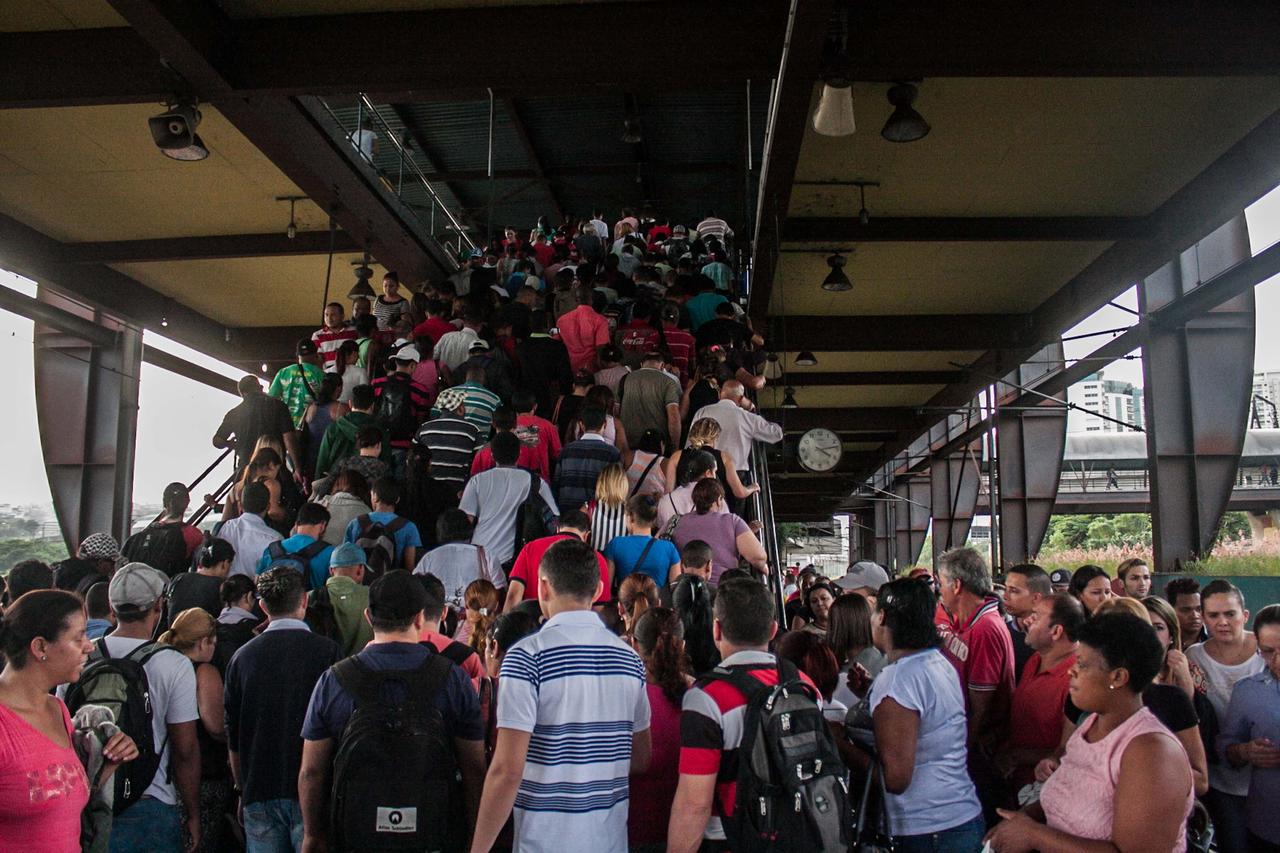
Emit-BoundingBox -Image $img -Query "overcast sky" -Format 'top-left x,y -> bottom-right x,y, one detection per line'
2,186 -> 1279,508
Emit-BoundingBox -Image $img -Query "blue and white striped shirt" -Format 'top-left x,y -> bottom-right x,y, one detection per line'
498,609 -> 650,853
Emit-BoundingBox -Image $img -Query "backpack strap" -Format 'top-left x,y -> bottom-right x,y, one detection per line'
334,651 -> 455,710
95,637 -> 111,661
440,641 -> 475,666
267,541 -> 287,560
385,516 -> 409,535
357,514 -> 373,535
702,663 -> 773,706
629,453 -> 662,497
298,540 -> 329,560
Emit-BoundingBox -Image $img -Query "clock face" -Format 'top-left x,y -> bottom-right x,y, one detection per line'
797,428 -> 843,473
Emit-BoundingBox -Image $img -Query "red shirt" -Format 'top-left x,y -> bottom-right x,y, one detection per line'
470,415 -> 560,482
618,321 -> 662,361
936,596 -> 1015,714
1007,651 -> 1076,784
412,317 -> 457,348
661,326 -> 695,379
507,534 -> 610,603
557,305 -> 611,373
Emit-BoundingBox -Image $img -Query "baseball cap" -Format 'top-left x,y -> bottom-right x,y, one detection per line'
296,338 -> 317,356
393,344 -> 421,363
434,387 -> 467,414
78,532 -> 121,562
673,224 -> 688,235
468,338 -> 491,354
1049,569 -> 1072,586
108,562 -> 168,612
835,561 -> 890,592
330,542 -> 366,569
368,570 -> 427,622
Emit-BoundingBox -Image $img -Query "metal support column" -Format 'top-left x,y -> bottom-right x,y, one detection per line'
33,286 -> 142,552
873,496 -> 894,569
1142,214 -> 1255,569
930,442 -> 982,565
997,341 -> 1068,567
893,477 -> 932,571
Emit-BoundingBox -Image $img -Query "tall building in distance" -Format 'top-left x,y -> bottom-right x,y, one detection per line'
1067,371 -> 1145,434
1251,369 -> 1280,428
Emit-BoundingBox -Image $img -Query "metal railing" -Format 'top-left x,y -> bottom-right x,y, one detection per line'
315,94 -> 478,265
751,440 -> 789,629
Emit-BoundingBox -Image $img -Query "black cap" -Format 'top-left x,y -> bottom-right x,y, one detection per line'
1049,569 -> 1071,585
368,570 -> 427,622
297,338 -> 318,356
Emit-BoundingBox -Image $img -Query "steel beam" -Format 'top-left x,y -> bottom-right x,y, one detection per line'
783,216 -> 1152,243
1142,215 -> 1256,569
893,477 -> 932,571
63,230 -> 360,264
778,370 -> 964,386
759,407 -> 924,432
33,287 -> 142,552
772,315 -> 1030,352
837,0 -> 1280,79
929,442 -> 982,564
746,0 -> 838,324
996,341 -> 1069,567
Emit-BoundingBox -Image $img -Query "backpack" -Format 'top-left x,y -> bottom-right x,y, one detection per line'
355,514 -> 409,580
64,639 -> 175,815
376,375 -> 418,442
329,654 -> 460,852
307,585 -> 340,644
510,470 -> 552,566
264,539 -> 329,581
702,659 -> 850,853
121,522 -> 189,578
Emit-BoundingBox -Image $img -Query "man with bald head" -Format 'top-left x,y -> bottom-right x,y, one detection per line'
691,379 -> 783,515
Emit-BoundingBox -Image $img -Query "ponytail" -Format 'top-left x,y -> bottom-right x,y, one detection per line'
634,607 -> 688,705
618,574 -> 658,633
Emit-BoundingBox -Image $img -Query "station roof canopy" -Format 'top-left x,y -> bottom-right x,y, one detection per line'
1,1 -> 1279,520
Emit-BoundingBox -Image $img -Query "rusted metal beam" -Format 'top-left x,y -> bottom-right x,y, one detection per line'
781,370 -> 964,386
63,230 -> 360,264
783,216 -> 1153,242
759,407 -> 924,432
774,315 -> 1031,351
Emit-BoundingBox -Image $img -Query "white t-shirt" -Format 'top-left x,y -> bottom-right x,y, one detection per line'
460,467 -> 559,567
102,636 -> 199,805
413,541 -> 506,608
1186,641 -> 1265,795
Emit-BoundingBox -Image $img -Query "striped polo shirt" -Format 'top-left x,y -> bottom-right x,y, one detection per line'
554,434 -> 622,512
413,415 -> 480,487
499,609 -> 650,853
457,380 -> 501,436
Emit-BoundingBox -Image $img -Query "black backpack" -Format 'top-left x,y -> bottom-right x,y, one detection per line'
65,639 -> 175,815
121,522 -> 189,578
355,515 -> 409,581
329,654 -> 461,852
702,659 -> 850,852
376,375 -> 418,442
510,470 -> 552,567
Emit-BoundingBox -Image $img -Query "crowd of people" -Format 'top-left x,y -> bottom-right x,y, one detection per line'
1,209 -> 1277,853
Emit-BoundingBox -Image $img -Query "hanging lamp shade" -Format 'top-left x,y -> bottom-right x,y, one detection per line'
822,253 -> 853,292
812,81 -> 856,136
881,83 -> 930,143
794,351 -> 818,367
781,387 -> 800,409
763,352 -> 784,380
347,258 -> 376,300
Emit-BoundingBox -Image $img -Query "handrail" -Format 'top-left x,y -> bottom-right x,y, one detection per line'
145,447 -> 235,529
316,94 -> 477,264
751,438 -> 789,630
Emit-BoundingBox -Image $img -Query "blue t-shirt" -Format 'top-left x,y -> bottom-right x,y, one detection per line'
257,533 -> 334,592
343,512 -> 423,566
302,642 -> 482,742
603,535 -> 680,586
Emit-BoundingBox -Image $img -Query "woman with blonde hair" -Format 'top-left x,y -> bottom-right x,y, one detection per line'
617,574 -> 659,637
159,608 -> 230,852
666,417 -> 758,514
1141,595 -> 1195,697
588,463 -> 630,552
456,579 -> 500,651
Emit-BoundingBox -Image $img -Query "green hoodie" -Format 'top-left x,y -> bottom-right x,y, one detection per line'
314,411 -> 392,477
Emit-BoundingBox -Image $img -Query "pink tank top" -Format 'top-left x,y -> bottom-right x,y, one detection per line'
0,700 -> 89,852
1039,706 -> 1191,848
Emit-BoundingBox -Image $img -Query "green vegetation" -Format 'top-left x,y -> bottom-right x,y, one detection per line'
0,538 -> 67,571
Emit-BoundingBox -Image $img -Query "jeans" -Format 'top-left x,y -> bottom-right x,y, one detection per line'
1205,788 -> 1251,853
110,796 -> 183,853
894,814 -> 986,853
244,798 -> 305,853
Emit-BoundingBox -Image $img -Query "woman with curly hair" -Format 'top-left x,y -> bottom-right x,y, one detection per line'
617,574 -> 659,638
455,579 -> 500,651
629,607 -> 691,851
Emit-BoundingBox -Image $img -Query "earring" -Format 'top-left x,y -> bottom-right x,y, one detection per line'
40,655 -> 47,661
1109,684 -> 1116,690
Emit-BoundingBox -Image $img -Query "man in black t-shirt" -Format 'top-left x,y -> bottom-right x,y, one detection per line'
213,375 -> 300,471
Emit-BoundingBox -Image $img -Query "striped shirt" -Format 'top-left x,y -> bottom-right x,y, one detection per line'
311,325 -> 358,366
695,216 -> 733,242
555,434 -> 622,512
589,500 -> 628,553
457,381 -> 501,436
499,609 -> 650,853
372,295 -> 410,330
414,416 -> 480,487
679,651 -> 805,840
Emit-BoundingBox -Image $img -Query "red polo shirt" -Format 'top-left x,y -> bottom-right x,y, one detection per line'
507,534 -> 610,604
1007,650 -> 1076,784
